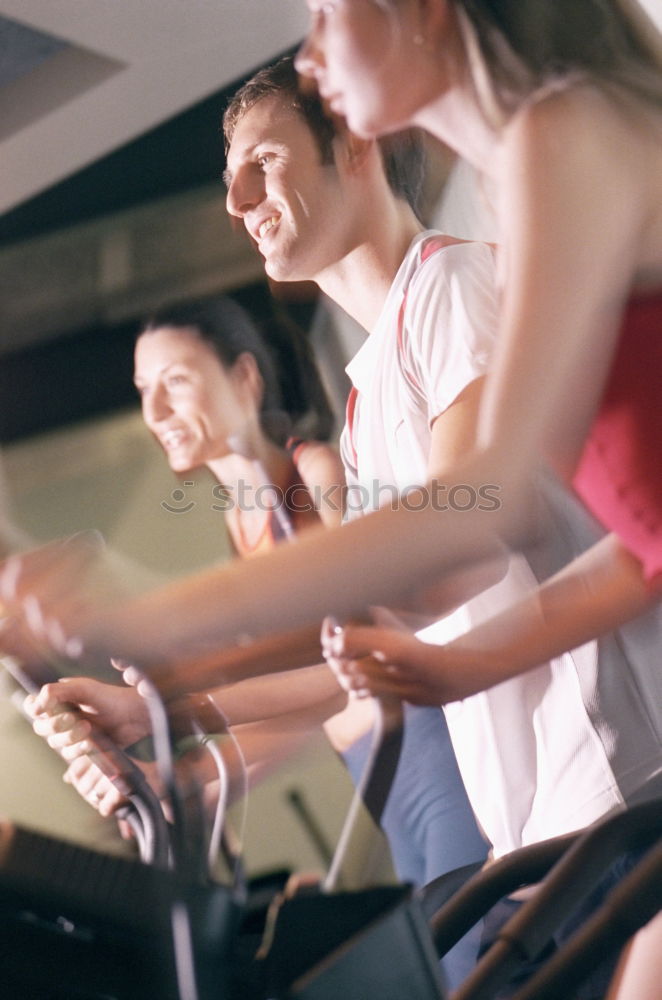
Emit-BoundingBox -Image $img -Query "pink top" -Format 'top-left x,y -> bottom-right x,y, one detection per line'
232,440 -> 316,558
573,288 -> 662,583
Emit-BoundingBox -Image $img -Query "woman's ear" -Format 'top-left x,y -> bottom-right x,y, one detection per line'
414,0 -> 451,49
232,351 -> 264,406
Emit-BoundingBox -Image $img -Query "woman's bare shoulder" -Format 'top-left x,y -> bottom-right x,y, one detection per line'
510,78 -> 660,156
295,440 -> 344,485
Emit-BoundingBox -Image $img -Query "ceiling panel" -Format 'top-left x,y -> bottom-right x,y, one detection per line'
0,13 -> 68,87
0,0 -> 308,214
0,1 -> 311,440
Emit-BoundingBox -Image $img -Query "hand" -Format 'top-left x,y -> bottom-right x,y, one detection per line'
321,616 -> 453,706
62,753 -> 165,836
110,656 -> 153,697
0,532 -> 137,670
63,754 -> 130,819
25,676 -> 150,761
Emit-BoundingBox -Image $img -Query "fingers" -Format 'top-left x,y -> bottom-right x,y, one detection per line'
28,675 -> 148,750
321,616 -> 439,702
117,817 -> 137,841
34,713 -> 91,752
322,618 -> 402,662
29,704 -> 92,758
111,657 -> 136,684
111,659 -> 154,702
0,534 -> 102,607
65,756 -> 126,816
112,660 -> 146,692
28,677 -> 92,716
0,590 -> 82,666
321,617 -> 356,695
322,617 -> 395,698
0,533 -> 114,667
25,680 -> 96,757
0,599 -> 65,665
27,679 -> 91,724
63,755 -> 125,816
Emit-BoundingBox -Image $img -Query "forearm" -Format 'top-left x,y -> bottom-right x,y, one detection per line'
440,533 -> 658,700
209,664 -> 345,726
389,547 -> 509,626
229,697 -> 341,791
90,455 -> 520,686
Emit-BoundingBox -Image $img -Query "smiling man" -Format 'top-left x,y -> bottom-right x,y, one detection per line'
223,68 -> 428,335
224,97 -> 350,287
223,55 -> 501,990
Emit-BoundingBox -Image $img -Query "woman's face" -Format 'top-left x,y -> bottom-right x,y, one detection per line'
134,327 -> 251,472
296,0 -> 443,138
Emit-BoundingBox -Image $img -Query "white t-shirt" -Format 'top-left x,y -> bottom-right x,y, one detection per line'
341,230 -> 662,858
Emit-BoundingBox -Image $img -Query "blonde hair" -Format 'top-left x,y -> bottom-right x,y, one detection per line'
450,0 -> 662,124
370,0 -> 662,124
619,0 -> 662,66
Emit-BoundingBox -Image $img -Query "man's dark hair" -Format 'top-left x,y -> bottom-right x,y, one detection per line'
223,55 -> 426,216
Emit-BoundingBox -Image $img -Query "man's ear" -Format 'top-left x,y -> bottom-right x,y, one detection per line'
337,128 -> 376,175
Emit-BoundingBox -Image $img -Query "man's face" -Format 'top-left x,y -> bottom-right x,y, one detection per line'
225,95 -> 350,283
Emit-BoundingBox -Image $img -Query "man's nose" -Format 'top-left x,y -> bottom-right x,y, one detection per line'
226,168 -> 262,219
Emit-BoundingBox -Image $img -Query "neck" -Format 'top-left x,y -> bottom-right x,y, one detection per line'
415,86 -> 501,177
208,434 -> 296,551
316,199 -> 423,332
208,434 -> 293,497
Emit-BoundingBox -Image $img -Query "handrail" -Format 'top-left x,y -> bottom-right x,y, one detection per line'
511,838 -> 662,1000
324,694 -> 404,892
2,655 -> 171,868
427,833 -> 577,958
454,798 -> 662,1000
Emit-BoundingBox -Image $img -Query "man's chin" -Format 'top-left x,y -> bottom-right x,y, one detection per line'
265,256 -> 299,285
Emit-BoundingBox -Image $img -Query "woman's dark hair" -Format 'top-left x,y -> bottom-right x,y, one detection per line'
139,296 -> 335,444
